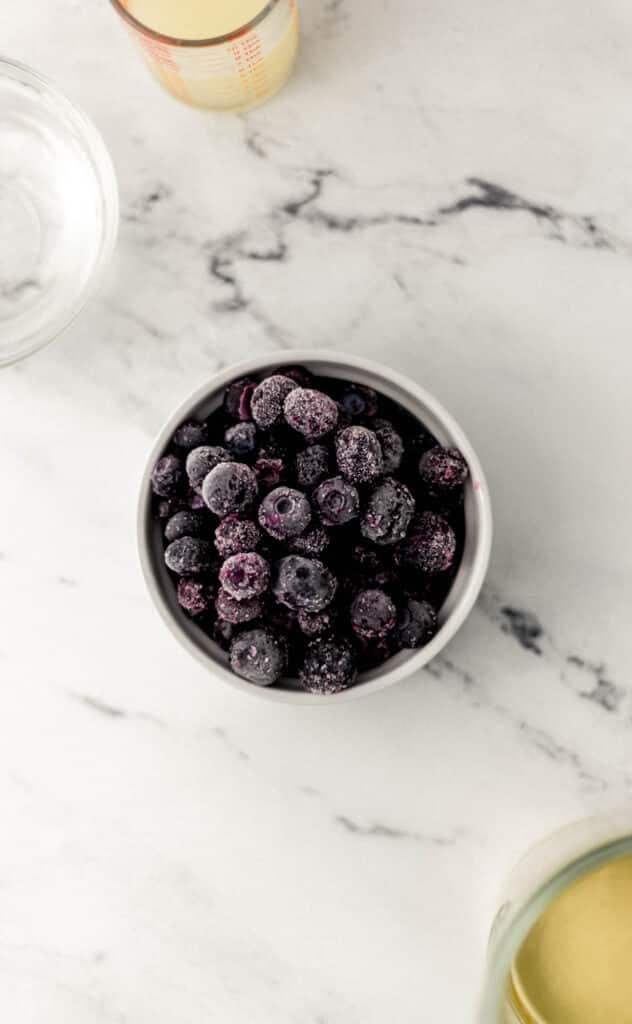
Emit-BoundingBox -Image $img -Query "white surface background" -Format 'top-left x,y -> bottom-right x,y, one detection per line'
2,1 -> 632,1021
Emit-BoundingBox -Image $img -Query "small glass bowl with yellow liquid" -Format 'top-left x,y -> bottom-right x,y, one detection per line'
110,0 -> 298,112
479,812 -> 632,1024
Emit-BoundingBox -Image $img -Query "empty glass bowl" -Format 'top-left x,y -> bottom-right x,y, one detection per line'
0,57 -> 118,366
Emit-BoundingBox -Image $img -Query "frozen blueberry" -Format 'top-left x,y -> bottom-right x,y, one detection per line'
172,420 -> 209,451
356,635 -> 393,671
400,511 -> 456,574
215,588 -> 263,625
275,365 -> 313,387
373,419 -> 404,474
419,446 -> 469,493
151,455 -> 185,498
255,455 -> 285,491
224,422 -> 257,457
396,599 -> 438,648
299,636 -> 357,694
164,509 -> 209,543
177,577 -> 213,616
164,536 -> 214,575
350,589 -> 397,639
295,445 -> 330,489
283,388 -> 339,440
186,446 -> 231,494
314,476 -> 359,526
339,384 -> 378,420
156,496 -> 186,520
289,526 -> 330,557
273,556 -> 337,612
224,377 -> 257,420
297,606 -> 337,637
188,491 -> 206,511
214,516 -> 260,558
202,462 -> 258,517
230,628 -> 287,686
361,477 -> 415,546
267,602 -> 298,634
250,375 -> 297,429
213,618 -> 234,650
219,552 -> 270,601
335,426 -> 383,484
258,486 -> 311,540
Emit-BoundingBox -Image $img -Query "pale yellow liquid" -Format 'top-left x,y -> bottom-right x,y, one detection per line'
126,0 -> 298,110
510,853 -> 632,1024
129,0 -> 273,39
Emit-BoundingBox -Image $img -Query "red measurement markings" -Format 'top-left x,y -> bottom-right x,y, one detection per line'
230,31 -> 267,97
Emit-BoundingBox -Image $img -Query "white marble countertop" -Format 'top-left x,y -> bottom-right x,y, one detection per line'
3,0 -> 632,1020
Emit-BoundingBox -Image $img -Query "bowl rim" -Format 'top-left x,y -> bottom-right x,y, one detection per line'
0,55 -> 119,367
137,349 -> 493,703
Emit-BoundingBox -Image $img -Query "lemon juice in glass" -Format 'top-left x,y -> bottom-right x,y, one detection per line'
111,0 -> 298,111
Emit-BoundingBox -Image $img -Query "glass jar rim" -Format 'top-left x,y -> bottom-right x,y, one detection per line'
479,830 -> 632,1023
109,0 -> 283,47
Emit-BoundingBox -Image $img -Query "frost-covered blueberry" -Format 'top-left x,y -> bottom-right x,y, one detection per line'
399,511 -> 456,574
314,476 -> 359,526
360,477 -> 415,545
275,365 -> 313,387
213,618 -> 234,650
295,445 -> 330,489
299,636 -> 357,694
214,515 -> 260,558
297,606 -> 337,637
250,375 -> 297,429
339,384 -> 378,420
151,454 -> 185,498
188,491 -> 206,511
230,628 -> 287,686
350,589 -> 397,639
335,426 -> 383,484
373,419 -> 404,474
186,445 -> 231,494
273,556 -> 337,612
419,446 -> 469,493
172,420 -> 209,450
254,455 -> 285,491
267,602 -> 298,634
215,588 -> 263,624
289,526 -> 330,557
356,635 -> 393,670
156,496 -> 186,520
258,486 -> 311,540
177,577 -> 213,616
202,462 -> 257,516
223,377 -> 257,420
283,387 -> 339,440
396,599 -> 438,648
164,536 -> 214,575
164,509 -> 209,543
219,552 -> 270,601
224,422 -> 257,458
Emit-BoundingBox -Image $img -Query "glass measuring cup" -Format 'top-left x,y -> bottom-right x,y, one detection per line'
478,811 -> 632,1023
110,0 -> 298,112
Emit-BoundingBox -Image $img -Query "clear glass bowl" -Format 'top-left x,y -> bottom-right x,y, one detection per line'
0,57 -> 118,366
478,812 -> 632,1022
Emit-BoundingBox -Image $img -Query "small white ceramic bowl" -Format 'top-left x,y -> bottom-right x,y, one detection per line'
138,350 -> 492,703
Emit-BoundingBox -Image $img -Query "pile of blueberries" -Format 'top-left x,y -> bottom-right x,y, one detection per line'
150,366 -> 468,694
